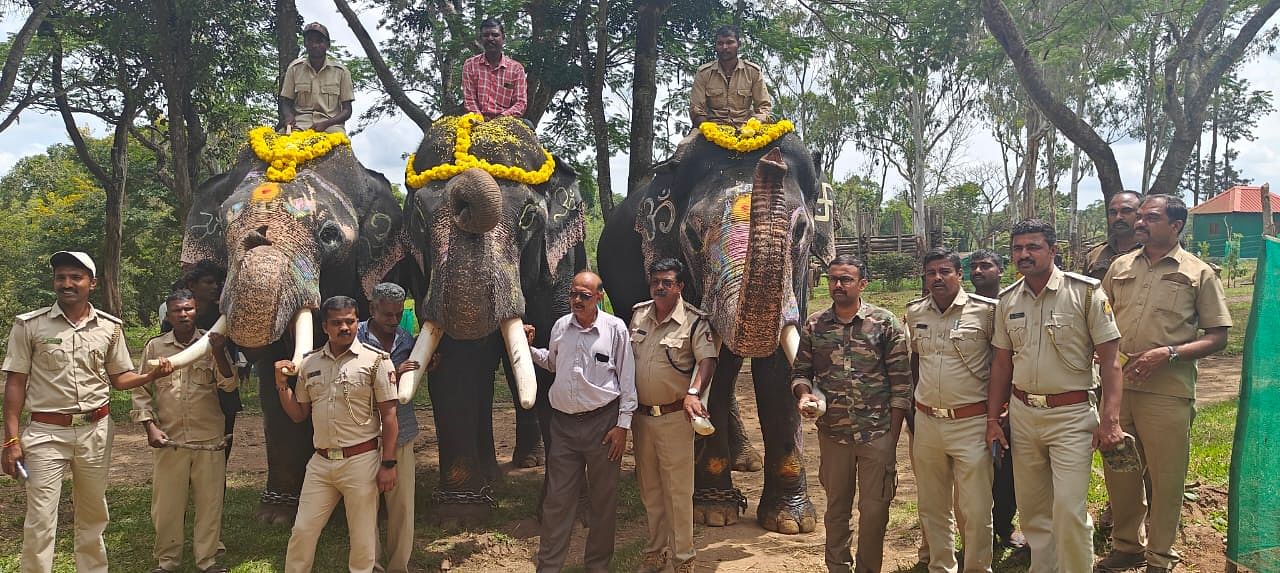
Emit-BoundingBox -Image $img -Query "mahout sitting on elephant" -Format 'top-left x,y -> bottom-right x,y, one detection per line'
598,122 -> 836,534
398,113 -> 587,525
172,128 -> 407,523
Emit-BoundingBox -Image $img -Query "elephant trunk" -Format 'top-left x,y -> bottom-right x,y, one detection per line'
448,168 -> 502,234
223,244 -> 321,349
731,148 -> 794,357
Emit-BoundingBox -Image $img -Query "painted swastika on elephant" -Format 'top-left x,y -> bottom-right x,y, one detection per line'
814,183 -> 833,222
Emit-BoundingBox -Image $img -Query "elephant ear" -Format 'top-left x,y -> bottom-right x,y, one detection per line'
538,155 -> 585,277
354,168 -> 409,300
181,148 -> 257,267
811,182 -> 837,266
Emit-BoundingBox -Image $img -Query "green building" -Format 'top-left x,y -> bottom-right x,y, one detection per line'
1189,185 -> 1280,258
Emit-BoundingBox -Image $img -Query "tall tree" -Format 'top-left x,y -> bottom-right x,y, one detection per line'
628,0 -> 670,194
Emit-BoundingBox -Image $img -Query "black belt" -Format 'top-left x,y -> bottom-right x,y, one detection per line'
554,398 -> 619,420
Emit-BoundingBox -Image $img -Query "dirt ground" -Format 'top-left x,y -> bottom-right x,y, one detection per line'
21,356 -> 1246,572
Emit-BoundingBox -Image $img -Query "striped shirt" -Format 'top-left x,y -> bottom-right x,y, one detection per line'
462,53 -> 527,119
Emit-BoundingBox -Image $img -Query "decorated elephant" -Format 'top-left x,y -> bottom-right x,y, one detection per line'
173,130 -> 407,523
598,126 -> 836,533
397,114 -> 586,524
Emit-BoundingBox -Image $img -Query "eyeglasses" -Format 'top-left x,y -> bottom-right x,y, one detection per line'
568,291 -> 594,301
830,276 -> 862,286
649,278 -> 678,288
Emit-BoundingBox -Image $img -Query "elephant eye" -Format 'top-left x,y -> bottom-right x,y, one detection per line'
317,221 -> 345,251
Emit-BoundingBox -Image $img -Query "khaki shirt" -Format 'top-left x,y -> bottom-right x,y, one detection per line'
280,56 -> 355,133
689,59 -> 772,127
906,289 -> 996,408
295,340 -> 396,450
1102,245 -> 1232,399
993,268 -> 1121,394
2,304 -> 132,413
629,299 -> 719,407
1082,239 -> 1141,280
130,330 -> 237,443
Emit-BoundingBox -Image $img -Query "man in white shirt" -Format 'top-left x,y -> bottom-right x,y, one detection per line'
528,271 -> 637,572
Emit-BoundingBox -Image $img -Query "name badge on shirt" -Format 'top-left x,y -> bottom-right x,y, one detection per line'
306,370 -> 322,379
1008,312 -> 1025,319
594,352 -> 609,363
915,324 -> 928,330
41,337 -> 63,345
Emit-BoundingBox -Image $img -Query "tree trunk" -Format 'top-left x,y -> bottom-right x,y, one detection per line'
1140,21 -> 1159,193
1021,107 -> 1040,219
628,0 -> 670,195
980,0 -> 1126,203
151,0 -> 199,219
1191,139 -> 1201,205
584,0 -> 614,221
909,82 -> 928,246
274,0 -> 299,83
0,0 -> 55,126
333,0 -> 434,131
1207,98 -> 1219,198
1046,127 -> 1058,228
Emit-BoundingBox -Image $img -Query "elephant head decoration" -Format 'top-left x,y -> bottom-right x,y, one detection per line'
174,142 -> 406,522
599,132 -> 836,534
400,115 -> 586,522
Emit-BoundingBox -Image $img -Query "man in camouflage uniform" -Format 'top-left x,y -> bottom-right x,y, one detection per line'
1082,191 -> 1143,280
794,254 -> 911,573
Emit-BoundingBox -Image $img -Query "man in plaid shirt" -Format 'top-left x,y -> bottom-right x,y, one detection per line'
463,19 -> 527,120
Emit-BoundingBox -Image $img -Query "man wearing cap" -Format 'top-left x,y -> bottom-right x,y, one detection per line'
132,289 -> 237,573
276,295 -> 399,573
462,18 -> 527,120
280,22 -> 355,134
3,251 -> 175,573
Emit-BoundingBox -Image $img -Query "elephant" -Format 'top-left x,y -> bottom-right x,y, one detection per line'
175,142 -> 407,523
397,115 -> 587,525
598,133 -> 836,534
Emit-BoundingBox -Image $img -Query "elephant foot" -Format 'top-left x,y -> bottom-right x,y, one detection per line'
430,488 -> 496,529
756,495 -> 818,534
254,490 -> 299,526
732,445 -> 763,472
513,441 -> 545,468
693,488 -> 747,527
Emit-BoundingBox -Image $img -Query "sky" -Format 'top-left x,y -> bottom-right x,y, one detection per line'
1,4 -> 1277,212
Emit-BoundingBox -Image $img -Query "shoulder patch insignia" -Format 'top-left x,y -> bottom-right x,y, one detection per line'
1104,299 -> 1113,317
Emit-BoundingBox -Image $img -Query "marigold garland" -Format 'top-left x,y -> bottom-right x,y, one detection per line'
404,112 -> 556,190
699,118 -> 795,153
249,126 -> 350,182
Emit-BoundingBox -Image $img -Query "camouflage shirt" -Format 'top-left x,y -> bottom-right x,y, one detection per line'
791,301 -> 912,445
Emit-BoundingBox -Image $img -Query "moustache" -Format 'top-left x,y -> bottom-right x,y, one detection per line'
1018,258 -> 1034,266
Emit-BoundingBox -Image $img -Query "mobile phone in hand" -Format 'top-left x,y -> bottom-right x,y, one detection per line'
991,440 -> 1003,470
15,460 -> 28,482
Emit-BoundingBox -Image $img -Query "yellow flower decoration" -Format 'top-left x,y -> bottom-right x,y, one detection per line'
248,126 -> 351,183
404,113 -> 556,190
699,118 -> 795,153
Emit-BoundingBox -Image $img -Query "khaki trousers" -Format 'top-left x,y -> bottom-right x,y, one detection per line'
1010,398 -> 1098,573
151,443 -> 227,571
633,411 -> 695,564
285,450 -> 381,573
20,417 -> 113,573
1104,390 -> 1194,569
375,441 -> 416,573
912,415 -> 994,573
818,431 -> 897,573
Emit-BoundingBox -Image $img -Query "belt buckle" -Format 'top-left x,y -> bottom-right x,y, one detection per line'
931,407 -> 954,419
1026,393 -> 1050,408
70,414 -> 91,427
649,405 -> 663,417
326,448 -> 344,460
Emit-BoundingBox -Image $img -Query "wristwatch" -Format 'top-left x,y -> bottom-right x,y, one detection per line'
686,387 -> 701,396
381,459 -> 397,469
1167,345 -> 1180,362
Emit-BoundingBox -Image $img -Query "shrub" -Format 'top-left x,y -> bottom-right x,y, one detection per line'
868,252 -> 917,290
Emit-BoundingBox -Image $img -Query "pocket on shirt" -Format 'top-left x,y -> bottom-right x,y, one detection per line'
35,343 -> 67,372
320,82 -> 341,111
1154,273 -> 1195,316
293,83 -> 314,110
1006,316 -> 1028,349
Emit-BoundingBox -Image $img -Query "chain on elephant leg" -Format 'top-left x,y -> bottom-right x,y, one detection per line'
431,487 -> 497,529
728,392 -> 763,472
693,488 -> 748,527
255,490 -> 300,526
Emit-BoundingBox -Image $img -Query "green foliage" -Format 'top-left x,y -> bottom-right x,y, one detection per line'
1198,241 -> 1212,260
1225,232 -> 1243,287
868,252 -> 917,290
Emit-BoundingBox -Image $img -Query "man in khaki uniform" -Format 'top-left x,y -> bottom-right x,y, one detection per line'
630,259 -> 719,573
133,290 -> 237,573
907,248 -> 997,573
275,296 -> 399,573
689,25 -> 772,127
2,251 -> 174,573
1082,191 -> 1143,280
986,220 -> 1126,573
280,22 -> 355,133
1096,195 -> 1231,573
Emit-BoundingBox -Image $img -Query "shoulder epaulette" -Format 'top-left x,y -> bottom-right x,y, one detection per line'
1063,271 -> 1100,287
302,347 -> 323,357
906,294 -> 929,306
288,56 -> 308,67
742,59 -> 762,71
697,61 -> 716,71
15,307 -> 50,321
95,310 -> 124,325
632,300 -> 654,310
999,279 -> 1023,298
684,302 -> 707,317
969,293 -> 998,305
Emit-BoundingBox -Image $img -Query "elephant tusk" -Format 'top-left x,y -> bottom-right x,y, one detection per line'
781,323 -> 800,366
397,321 -> 443,404
283,309 -> 314,376
148,316 -> 227,369
500,318 -> 537,410
689,362 -> 715,436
